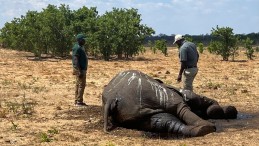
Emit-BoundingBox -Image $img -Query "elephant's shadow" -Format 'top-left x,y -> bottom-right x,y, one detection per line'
210,111 -> 259,133
54,105 -> 103,132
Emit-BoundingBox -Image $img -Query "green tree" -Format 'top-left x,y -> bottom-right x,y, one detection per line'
97,8 -> 154,60
0,4 -> 75,58
243,37 -> 254,60
72,6 -> 99,57
0,5 -> 154,61
210,25 -> 239,61
207,41 -> 222,54
23,11 -> 43,57
154,39 -> 168,56
38,4 -> 74,57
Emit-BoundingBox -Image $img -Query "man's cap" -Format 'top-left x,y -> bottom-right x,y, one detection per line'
76,34 -> 86,40
173,34 -> 183,44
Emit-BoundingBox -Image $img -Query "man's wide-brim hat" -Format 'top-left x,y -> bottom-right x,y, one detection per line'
76,34 -> 86,40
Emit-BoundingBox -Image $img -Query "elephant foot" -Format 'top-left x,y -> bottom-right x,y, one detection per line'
207,105 -> 238,119
222,106 -> 238,119
207,105 -> 224,119
181,125 -> 216,137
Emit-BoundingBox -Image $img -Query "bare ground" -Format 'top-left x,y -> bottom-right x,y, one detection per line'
0,47 -> 259,146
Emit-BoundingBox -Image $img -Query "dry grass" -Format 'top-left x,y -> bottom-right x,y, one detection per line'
0,47 -> 259,146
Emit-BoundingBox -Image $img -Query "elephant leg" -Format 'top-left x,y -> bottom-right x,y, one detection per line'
143,113 -> 215,137
206,105 -> 224,119
206,105 -> 238,119
200,96 -> 238,119
197,96 -> 226,119
181,89 -> 219,109
180,90 -> 226,119
222,106 -> 238,119
177,103 -> 216,129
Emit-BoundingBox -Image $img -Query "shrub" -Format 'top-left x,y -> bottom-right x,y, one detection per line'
197,42 -> 204,54
243,38 -> 255,60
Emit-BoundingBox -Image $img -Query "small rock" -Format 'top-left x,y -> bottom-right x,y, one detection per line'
223,75 -> 228,80
56,106 -> 62,110
241,89 -> 248,93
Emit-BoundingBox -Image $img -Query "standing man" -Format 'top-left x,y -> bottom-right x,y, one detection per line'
174,34 -> 199,91
72,34 -> 88,106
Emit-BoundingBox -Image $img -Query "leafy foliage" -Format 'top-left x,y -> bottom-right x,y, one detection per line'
148,40 -> 157,54
197,42 -> 204,54
0,5 -> 154,60
98,8 -> 154,60
243,37 -> 254,60
210,25 -> 239,61
154,39 -> 168,56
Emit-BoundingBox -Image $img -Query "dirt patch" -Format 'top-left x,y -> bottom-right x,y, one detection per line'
0,48 -> 259,145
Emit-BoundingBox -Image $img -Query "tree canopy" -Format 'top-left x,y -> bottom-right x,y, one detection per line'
0,4 -> 154,60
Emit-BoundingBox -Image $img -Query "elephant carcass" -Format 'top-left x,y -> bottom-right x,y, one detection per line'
102,70 -> 215,136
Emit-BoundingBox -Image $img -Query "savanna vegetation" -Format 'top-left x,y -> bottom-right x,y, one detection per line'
0,4 -> 258,61
0,4 -> 154,60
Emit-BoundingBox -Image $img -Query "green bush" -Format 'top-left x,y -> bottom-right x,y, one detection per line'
197,42 -> 204,54
243,38 -> 255,60
209,25 -> 239,61
154,39 -> 168,56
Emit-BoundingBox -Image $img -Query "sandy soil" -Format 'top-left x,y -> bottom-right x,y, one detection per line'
0,47 -> 258,146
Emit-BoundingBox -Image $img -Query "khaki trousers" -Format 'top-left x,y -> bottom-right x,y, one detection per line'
182,67 -> 198,91
74,69 -> 86,103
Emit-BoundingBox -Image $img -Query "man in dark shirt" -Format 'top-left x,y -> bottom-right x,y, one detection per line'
72,34 -> 88,106
174,34 -> 199,91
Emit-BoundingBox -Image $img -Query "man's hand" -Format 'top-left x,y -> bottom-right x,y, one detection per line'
177,75 -> 182,82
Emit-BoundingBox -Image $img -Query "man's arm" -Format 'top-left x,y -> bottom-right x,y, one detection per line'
177,61 -> 187,82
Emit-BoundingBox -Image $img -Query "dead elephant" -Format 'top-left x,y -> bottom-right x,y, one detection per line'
102,70 -> 237,137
